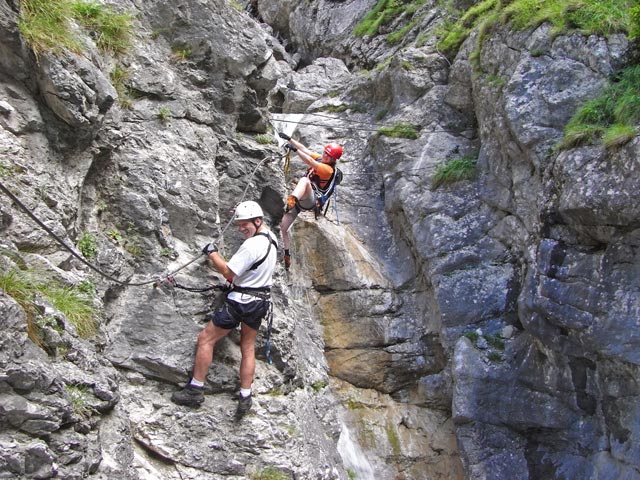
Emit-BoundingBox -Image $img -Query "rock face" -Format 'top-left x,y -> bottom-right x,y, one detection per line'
1,0 -> 639,479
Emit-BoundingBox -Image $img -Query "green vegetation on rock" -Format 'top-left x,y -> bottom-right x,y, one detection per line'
19,0 -> 132,55
561,65 -> 640,149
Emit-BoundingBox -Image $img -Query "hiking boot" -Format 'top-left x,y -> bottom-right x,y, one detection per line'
285,195 -> 298,212
235,393 -> 252,420
171,384 -> 204,407
283,253 -> 291,271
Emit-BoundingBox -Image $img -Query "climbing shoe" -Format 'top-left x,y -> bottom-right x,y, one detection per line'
285,195 -> 298,212
171,384 -> 204,407
234,393 -> 252,421
283,253 -> 291,271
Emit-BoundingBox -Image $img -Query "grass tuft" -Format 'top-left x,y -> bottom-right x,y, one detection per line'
603,124 -> 636,149
354,0 -> 426,42
378,122 -> 420,139
432,155 -> 477,189
156,106 -> 172,124
560,65 -> 640,149
65,384 -> 96,418
436,0 -> 636,58
71,1 -> 132,54
0,269 -> 98,344
255,134 -> 276,145
18,0 -> 82,55
251,466 -> 290,480
19,0 -> 133,56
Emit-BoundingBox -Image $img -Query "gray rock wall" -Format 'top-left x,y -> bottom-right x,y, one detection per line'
1,0 -> 639,479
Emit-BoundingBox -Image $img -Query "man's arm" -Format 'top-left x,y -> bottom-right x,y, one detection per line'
206,252 -> 235,279
201,244 -> 235,279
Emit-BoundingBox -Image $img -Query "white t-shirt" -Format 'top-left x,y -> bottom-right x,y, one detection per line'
227,230 -> 277,304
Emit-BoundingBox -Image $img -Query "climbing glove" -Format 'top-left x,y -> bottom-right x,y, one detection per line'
278,132 -> 291,141
202,242 -> 218,255
284,143 -> 297,152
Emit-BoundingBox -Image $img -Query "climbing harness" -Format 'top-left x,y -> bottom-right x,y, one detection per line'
311,166 -> 343,221
287,166 -> 343,222
249,232 -> 278,271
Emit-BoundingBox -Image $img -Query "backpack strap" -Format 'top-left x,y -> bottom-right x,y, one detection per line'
249,232 -> 278,271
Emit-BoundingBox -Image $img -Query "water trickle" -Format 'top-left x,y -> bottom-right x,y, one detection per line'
337,422 -> 376,480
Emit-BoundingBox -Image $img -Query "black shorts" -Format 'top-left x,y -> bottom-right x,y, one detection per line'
211,298 -> 268,330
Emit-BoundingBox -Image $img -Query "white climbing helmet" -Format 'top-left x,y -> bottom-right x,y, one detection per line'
234,201 -> 264,220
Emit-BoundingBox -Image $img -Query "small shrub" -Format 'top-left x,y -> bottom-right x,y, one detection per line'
96,200 -> 108,214
77,231 -> 97,259
229,0 -> 244,12
255,134 -> 275,145
124,237 -> 142,257
266,387 -> 284,397
387,19 -> 417,45
486,74 -> 506,87
77,279 -> 96,295
415,32 -> 429,47
463,331 -> 480,342
484,334 -> 505,351
311,380 -> 327,392
251,466 -> 290,480
432,155 -> 477,189
171,44 -> 192,60
150,27 -> 171,39
400,60 -> 414,71
106,228 -> 122,243
346,398 -> 365,410
632,4 -> 640,38
110,65 -> 132,108
487,351 -> 503,362
377,122 -> 420,139
160,248 -> 176,258
0,162 -> 15,178
65,385 -> 96,418
320,104 -> 349,113
157,107 -> 172,124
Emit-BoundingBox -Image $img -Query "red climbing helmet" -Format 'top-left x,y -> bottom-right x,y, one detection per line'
324,143 -> 343,160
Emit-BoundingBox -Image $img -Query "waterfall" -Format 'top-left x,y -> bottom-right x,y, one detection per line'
337,422 -> 376,480
270,113 -> 304,147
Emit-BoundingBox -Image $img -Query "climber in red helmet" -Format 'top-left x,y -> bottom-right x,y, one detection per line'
278,132 -> 343,270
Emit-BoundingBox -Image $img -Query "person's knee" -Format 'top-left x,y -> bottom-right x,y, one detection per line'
197,325 -> 220,347
196,329 -> 210,347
